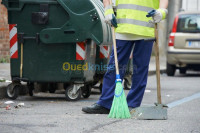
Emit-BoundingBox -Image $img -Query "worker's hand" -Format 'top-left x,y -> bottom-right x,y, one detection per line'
104,5 -> 118,28
105,14 -> 117,28
152,8 -> 168,23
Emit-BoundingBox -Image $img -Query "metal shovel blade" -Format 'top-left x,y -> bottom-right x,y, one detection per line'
130,104 -> 168,120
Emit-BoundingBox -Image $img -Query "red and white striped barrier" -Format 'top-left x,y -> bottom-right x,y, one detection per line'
100,45 -> 109,59
76,42 -> 86,60
9,24 -> 18,59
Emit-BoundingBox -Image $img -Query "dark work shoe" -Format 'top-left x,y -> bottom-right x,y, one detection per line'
82,103 -> 110,114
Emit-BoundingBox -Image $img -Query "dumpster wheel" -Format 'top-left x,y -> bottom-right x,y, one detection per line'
6,83 -> 21,100
28,82 -> 34,96
48,83 -> 57,93
65,84 -> 81,101
81,85 -> 91,98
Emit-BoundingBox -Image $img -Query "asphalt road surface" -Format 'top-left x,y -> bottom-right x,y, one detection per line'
0,71 -> 200,133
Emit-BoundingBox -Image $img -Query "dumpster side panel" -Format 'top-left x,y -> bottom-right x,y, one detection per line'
8,2 -> 87,82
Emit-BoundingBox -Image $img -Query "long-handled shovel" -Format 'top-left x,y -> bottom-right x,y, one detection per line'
130,10 -> 168,120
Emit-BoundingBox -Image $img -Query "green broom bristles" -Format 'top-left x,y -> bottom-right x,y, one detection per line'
108,81 -> 131,119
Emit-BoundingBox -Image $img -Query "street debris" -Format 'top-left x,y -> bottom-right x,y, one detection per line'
166,95 -> 170,97
15,103 -> 25,109
3,102 -> 25,110
0,77 -> 6,82
5,105 -> 11,110
5,80 -> 12,83
145,90 -> 151,93
4,101 -> 14,104
138,113 -> 142,117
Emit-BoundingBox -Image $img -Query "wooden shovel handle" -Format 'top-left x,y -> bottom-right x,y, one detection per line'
154,24 -> 162,104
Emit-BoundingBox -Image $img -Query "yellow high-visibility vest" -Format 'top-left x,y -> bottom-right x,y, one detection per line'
115,0 -> 159,37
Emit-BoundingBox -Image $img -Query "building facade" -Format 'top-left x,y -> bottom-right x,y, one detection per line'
182,0 -> 200,11
0,0 -> 9,61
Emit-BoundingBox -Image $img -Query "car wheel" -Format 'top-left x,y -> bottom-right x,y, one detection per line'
166,63 -> 176,76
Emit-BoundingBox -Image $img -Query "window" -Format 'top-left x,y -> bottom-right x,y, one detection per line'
177,14 -> 200,33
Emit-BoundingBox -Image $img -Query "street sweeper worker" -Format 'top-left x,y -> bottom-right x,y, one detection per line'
82,0 -> 168,114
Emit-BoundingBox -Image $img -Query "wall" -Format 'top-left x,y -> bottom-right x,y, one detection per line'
0,0 -> 9,61
182,0 -> 200,11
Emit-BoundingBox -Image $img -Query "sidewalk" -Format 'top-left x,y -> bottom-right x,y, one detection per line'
0,56 -> 166,99
0,63 -> 10,80
148,55 -> 166,75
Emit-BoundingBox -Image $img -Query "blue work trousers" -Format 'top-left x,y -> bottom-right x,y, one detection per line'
97,39 -> 153,109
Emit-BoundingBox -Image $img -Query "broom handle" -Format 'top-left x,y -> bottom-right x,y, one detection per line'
111,27 -> 119,75
155,24 -> 162,104
108,0 -> 119,75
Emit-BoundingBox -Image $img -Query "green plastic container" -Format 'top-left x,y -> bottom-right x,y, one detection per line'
2,0 -> 112,100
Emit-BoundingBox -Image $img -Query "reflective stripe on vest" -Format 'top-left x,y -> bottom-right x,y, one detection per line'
105,5 -> 113,11
115,0 -> 159,9
115,0 -> 159,37
117,4 -> 154,12
117,19 -> 154,28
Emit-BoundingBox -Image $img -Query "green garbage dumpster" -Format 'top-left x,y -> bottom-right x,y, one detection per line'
2,0 -> 112,100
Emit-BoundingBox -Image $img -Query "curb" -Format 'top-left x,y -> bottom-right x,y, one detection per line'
148,69 -> 166,76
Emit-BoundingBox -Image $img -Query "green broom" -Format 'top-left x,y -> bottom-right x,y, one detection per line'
108,2 -> 130,118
